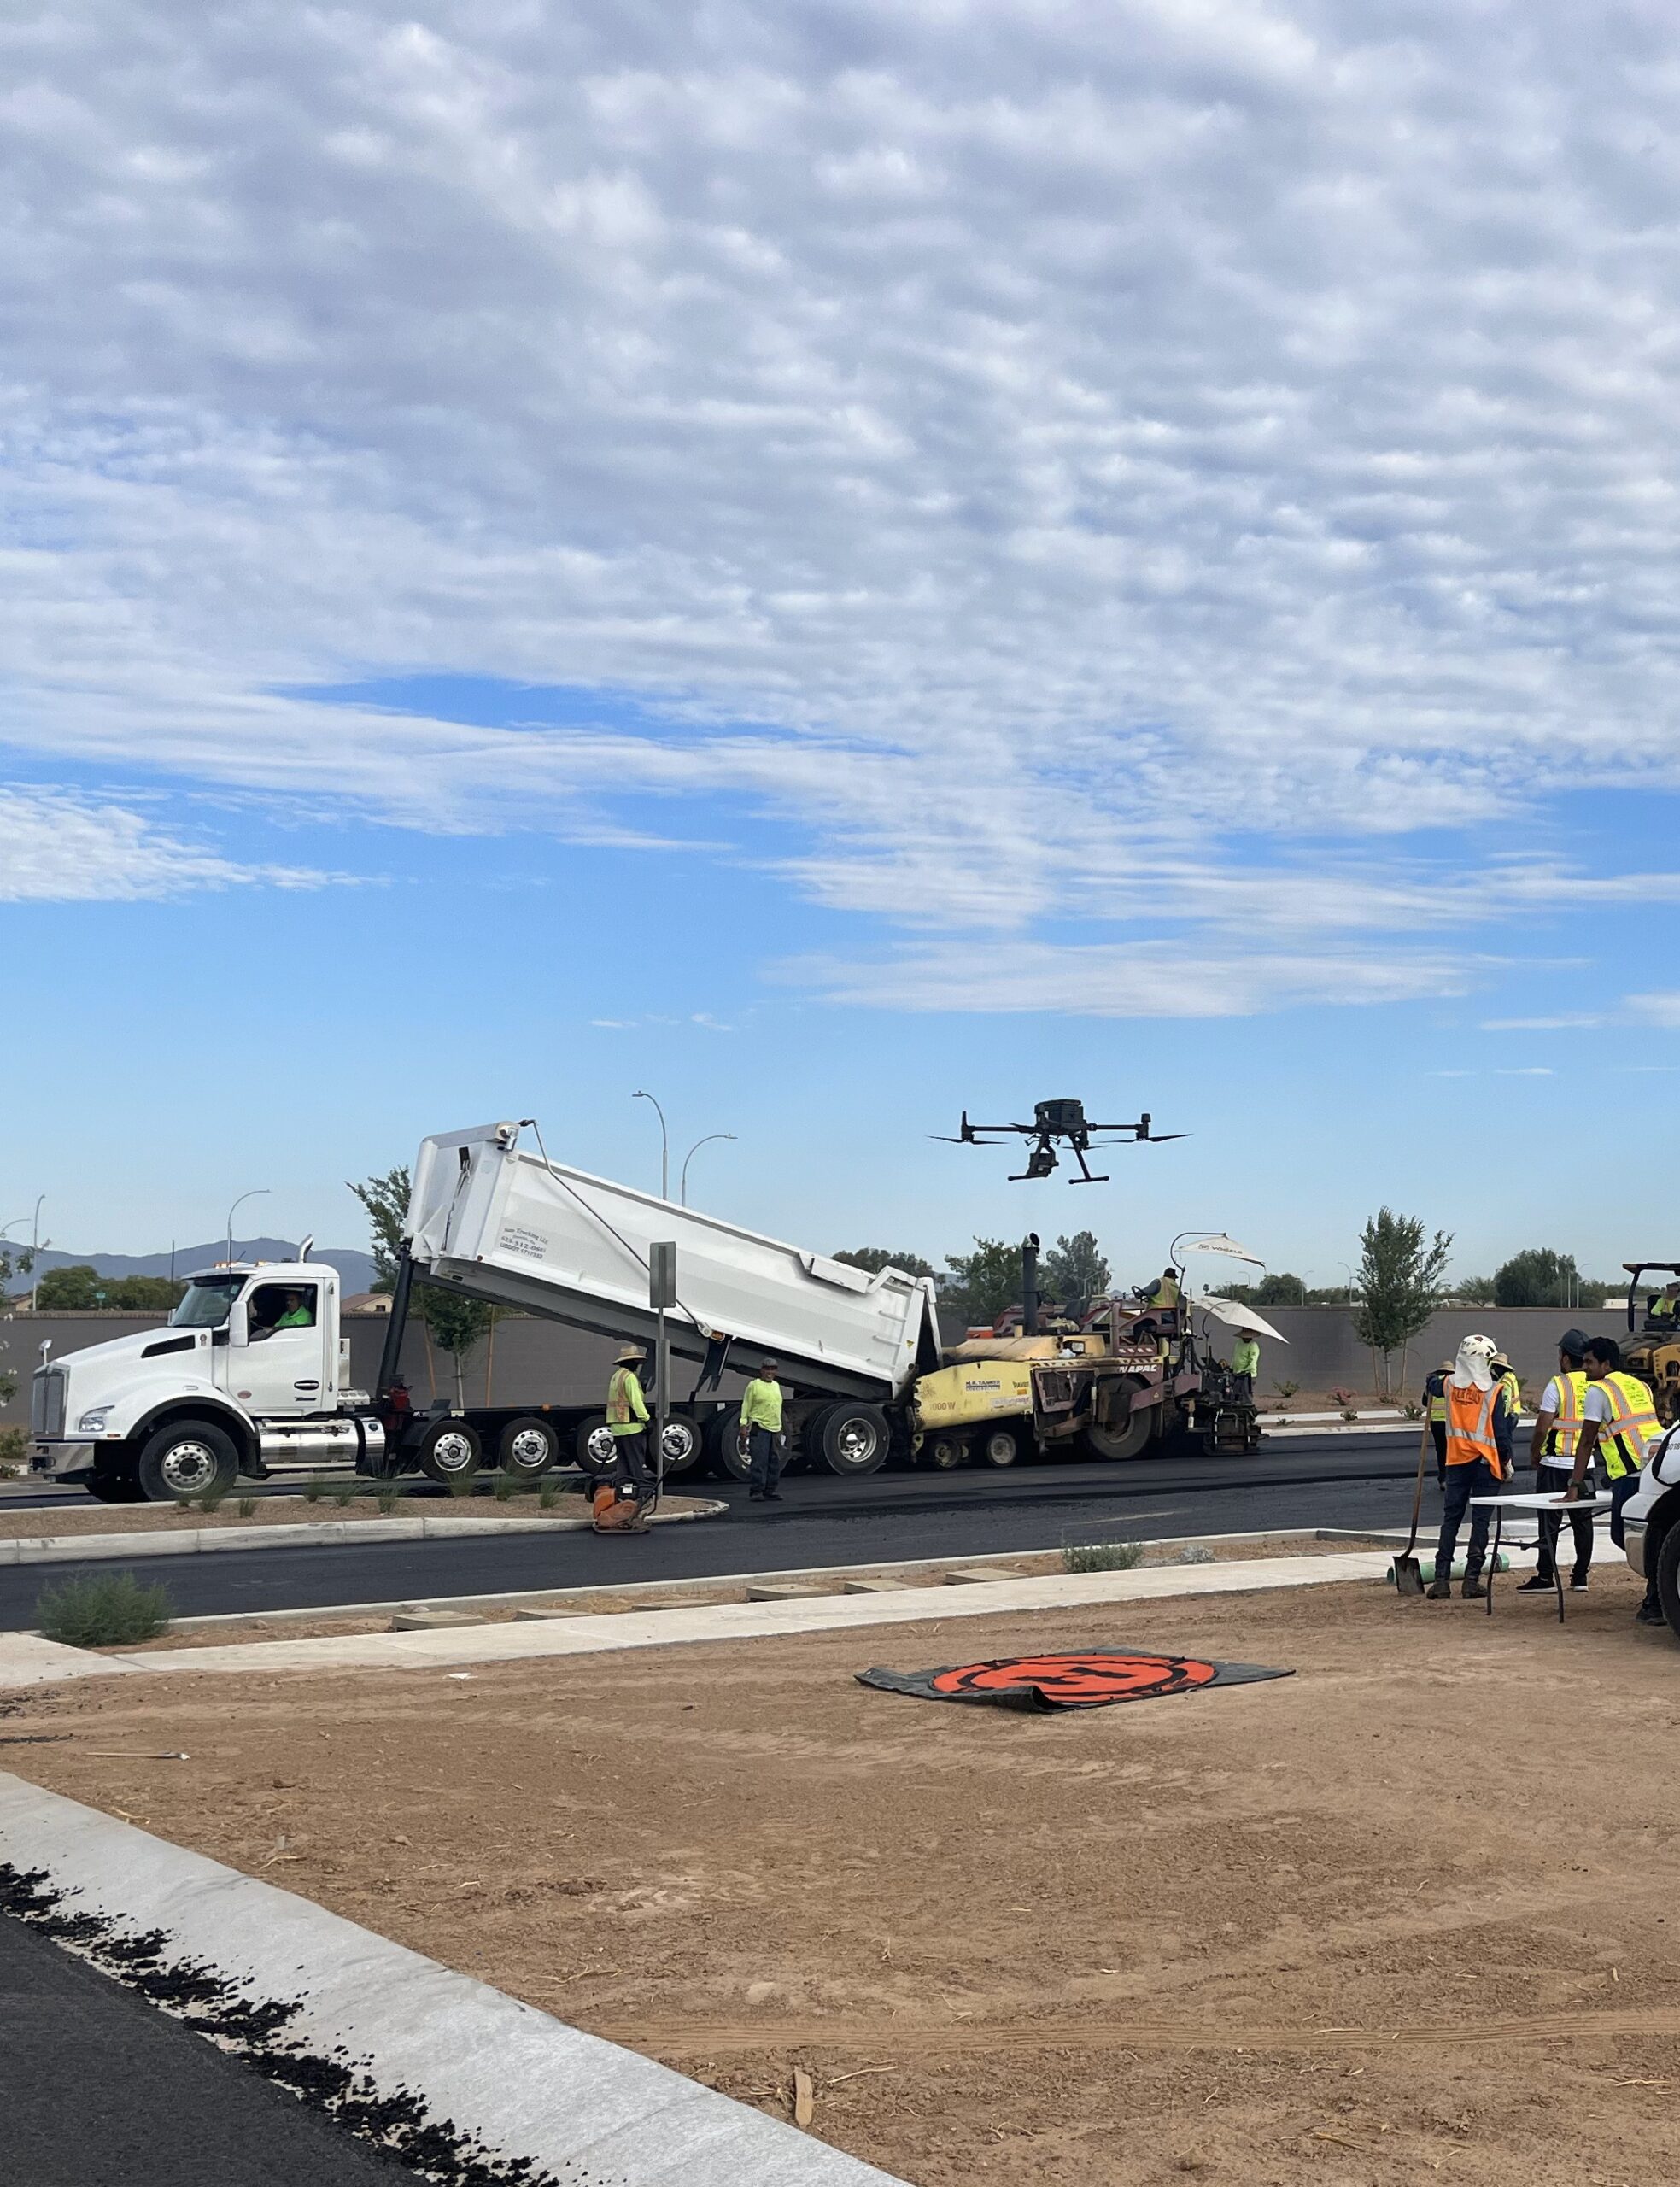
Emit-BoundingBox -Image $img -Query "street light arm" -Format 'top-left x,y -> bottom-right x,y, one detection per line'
225,1188 -> 272,1259
679,1133 -> 737,1205
633,1091 -> 670,1200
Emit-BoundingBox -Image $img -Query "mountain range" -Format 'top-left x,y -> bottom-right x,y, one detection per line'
6,1239 -> 378,1296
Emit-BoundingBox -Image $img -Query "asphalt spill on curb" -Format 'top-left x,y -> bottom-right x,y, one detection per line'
0,1863 -> 573,2186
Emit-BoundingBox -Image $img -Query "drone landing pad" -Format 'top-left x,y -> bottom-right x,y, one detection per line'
857,1648 -> 1292,1712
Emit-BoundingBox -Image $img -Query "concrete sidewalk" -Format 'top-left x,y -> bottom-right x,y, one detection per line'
0,1551 -> 1394,1688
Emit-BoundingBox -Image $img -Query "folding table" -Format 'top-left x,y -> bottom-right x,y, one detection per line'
1468,1490 -> 1614,1621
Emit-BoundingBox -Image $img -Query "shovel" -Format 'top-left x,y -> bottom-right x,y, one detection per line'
1391,1417 -> 1433,1597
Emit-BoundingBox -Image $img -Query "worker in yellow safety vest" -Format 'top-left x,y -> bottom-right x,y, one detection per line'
1427,1334 -> 1515,1601
1521,1328 -> 1595,1594
1491,1351 -> 1523,1428
1561,1336 -> 1663,1624
1421,1357 -> 1453,1487
595,1343 -> 653,1534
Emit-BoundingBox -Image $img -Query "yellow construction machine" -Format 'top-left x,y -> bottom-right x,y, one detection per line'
1619,1262 -> 1680,1422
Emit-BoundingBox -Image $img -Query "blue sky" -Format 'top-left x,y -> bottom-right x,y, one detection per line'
5,3 -> 1680,1285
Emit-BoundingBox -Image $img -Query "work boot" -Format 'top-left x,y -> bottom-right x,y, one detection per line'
1461,1571 -> 1487,1600
1426,1575 -> 1452,1600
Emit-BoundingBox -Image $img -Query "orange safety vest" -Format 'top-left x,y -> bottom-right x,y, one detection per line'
1444,1379 -> 1508,1480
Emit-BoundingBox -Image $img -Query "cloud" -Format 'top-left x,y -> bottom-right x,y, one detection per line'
0,786 -> 337,902
1624,993 -> 1680,1029
5,4 -> 1680,1000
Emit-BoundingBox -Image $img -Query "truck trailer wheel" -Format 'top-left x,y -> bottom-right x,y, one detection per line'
417,1418 -> 482,1485
1656,1520 -> 1680,1639
497,1416 -> 559,1478
573,1416 -> 618,1476
704,1410 -> 753,1483
808,1401 -> 891,1476
656,1416 -> 704,1479
1080,1406 -> 1154,1463
975,1424 -> 1021,1468
136,1419 -> 239,1502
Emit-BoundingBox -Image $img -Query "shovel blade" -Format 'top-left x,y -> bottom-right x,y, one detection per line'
1391,1553 -> 1425,1597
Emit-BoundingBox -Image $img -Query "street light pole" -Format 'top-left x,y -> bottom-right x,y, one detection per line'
1338,1260 -> 1356,1305
633,1091 -> 670,1201
679,1133 -> 736,1205
28,1195 -> 47,1314
225,1188 -> 272,1262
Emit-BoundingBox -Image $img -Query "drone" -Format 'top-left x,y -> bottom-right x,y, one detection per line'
935,1095 -> 1188,1183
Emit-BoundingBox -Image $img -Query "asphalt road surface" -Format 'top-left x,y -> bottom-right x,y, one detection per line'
0,1911 -> 424,2186
0,1432 -> 1432,1629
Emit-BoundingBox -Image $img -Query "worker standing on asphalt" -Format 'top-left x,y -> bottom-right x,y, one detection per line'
1560,1336 -> 1664,1625
1231,1328 -> 1260,1404
740,1357 -> 786,1501
596,1342 -> 652,1533
1422,1357 -> 1453,1487
1521,1328 -> 1595,1595
1428,1334 -> 1514,1601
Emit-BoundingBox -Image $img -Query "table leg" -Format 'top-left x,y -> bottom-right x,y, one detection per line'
1487,1507 -> 1501,1619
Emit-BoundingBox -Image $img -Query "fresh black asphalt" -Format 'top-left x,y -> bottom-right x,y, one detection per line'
0,1910 -> 424,2184
0,1433 -> 1428,1627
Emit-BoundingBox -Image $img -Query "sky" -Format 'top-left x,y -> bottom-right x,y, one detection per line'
4,0 -> 1680,1287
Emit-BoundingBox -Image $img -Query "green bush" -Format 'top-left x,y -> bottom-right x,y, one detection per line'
445,1469 -> 477,1498
493,1473 -> 518,1502
1062,1539 -> 1144,1574
537,1481 -> 560,1511
0,1423 -> 33,1474
376,1485 -> 401,1514
331,1483 -> 356,1507
1271,1379 -> 1300,1401
302,1475 -> 327,1504
37,1571 -> 173,1649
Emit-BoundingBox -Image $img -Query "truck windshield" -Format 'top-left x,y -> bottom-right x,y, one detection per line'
170,1277 -> 243,1328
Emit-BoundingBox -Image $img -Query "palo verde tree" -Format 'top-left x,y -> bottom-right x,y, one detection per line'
1353,1208 -> 1453,1400
348,1167 -> 496,1406
1042,1230 -> 1111,1310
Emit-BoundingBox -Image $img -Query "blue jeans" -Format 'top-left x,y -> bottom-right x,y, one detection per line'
1435,1459 -> 1498,1576
748,1426 -> 783,1494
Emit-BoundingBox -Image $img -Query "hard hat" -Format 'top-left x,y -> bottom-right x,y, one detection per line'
614,1344 -> 647,1365
1559,1327 -> 1589,1359
1453,1334 -> 1497,1391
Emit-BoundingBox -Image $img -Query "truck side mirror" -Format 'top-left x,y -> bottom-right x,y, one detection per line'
229,1298 -> 251,1347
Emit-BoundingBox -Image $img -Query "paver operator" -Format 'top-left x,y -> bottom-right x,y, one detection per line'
597,1342 -> 653,1533
740,1357 -> 786,1501
1428,1334 -> 1515,1602
1559,1335 -> 1665,1627
1520,1328 -> 1595,1596
1231,1329 -> 1261,1403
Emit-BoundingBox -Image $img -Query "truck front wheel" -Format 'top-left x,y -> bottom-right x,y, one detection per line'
137,1419 -> 239,1502
1655,1521 -> 1680,1639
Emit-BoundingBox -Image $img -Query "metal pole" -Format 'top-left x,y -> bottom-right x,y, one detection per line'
29,1195 -> 44,1313
225,1187 -> 271,1261
649,1242 -> 676,1507
679,1133 -> 736,1205
1021,1234 -> 1040,1336
634,1091 -> 670,1201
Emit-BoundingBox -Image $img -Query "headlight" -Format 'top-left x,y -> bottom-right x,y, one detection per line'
76,1408 -> 114,1434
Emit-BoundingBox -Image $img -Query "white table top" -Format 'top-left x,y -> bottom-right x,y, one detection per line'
1468,1491 -> 1613,1511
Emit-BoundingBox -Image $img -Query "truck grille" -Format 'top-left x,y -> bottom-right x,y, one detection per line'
32,1366 -> 67,1439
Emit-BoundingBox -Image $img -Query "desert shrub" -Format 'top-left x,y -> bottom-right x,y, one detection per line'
1062,1539 -> 1144,1574
376,1485 -> 401,1514
331,1483 -> 356,1507
302,1475 -> 328,1504
237,1497 -> 258,1518
1271,1379 -> 1300,1401
37,1571 -> 173,1649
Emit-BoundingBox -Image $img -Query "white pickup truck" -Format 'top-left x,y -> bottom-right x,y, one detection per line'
1620,1424 -> 1680,1634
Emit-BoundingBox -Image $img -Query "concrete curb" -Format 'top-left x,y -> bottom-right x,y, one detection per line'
0,1498 -> 725,1566
0,1771 -> 904,2186
0,1551 -> 1394,1687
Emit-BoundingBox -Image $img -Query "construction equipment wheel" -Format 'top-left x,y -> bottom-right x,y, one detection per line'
417,1417 -> 482,1485
497,1416 -> 559,1478
573,1415 -> 618,1475
808,1401 -> 891,1476
705,1409 -> 753,1483
974,1424 -> 1021,1468
136,1419 -> 240,1502
656,1415 -> 704,1480
1080,1407 -> 1154,1463
925,1434 -> 967,1469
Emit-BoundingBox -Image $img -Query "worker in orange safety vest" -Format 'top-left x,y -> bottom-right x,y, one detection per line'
1427,1334 -> 1516,1601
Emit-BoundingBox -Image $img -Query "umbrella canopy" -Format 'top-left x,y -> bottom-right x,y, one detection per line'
1195,1293 -> 1289,1346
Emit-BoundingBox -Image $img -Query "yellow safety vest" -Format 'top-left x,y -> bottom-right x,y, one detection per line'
1545,1369 -> 1587,1461
1425,1374 -> 1449,1424
606,1366 -> 648,1435
1593,1370 -> 1660,1480
1496,1369 -> 1522,1425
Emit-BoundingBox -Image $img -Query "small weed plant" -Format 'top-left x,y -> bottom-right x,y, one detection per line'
494,1472 -> 518,1502
1330,1386 -> 1360,1420
376,1485 -> 401,1514
1271,1379 -> 1300,1402
1402,1401 -> 1423,1422
331,1483 -> 356,1507
1062,1539 -> 1144,1574
537,1481 -> 560,1511
38,1571 -> 173,1649
445,1469 -> 477,1498
196,1489 -> 225,1514
236,1497 -> 258,1518
302,1475 -> 328,1504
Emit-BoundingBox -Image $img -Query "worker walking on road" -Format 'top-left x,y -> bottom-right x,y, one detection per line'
740,1357 -> 786,1501
1231,1328 -> 1260,1404
1560,1337 -> 1664,1626
1521,1328 -> 1595,1595
596,1343 -> 652,1534
1428,1334 -> 1515,1601
1422,1357 -> 1453,1487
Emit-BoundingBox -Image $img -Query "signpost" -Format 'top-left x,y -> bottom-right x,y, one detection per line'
649,1241 -> 676,1493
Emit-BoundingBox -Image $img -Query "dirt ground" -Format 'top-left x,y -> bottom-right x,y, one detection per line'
5,1567 -> 1678,2186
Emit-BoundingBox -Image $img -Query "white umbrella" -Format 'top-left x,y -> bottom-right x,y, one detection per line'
1195,1293 -> 1290,1346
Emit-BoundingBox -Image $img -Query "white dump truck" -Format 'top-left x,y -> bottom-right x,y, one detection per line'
29,1120 -> 1255,1499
